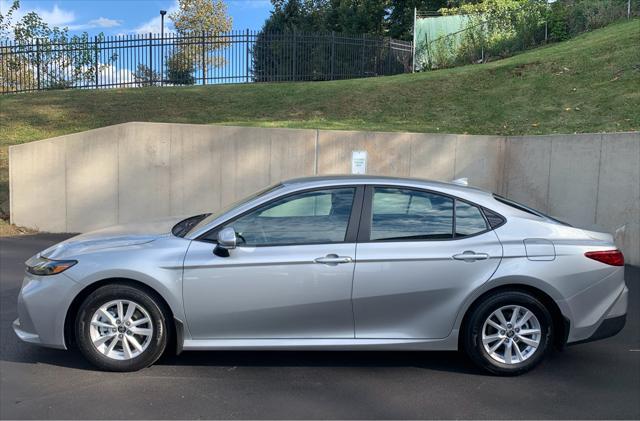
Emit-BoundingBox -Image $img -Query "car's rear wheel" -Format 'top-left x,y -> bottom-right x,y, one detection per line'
463,291 -> 553,376
76,284 -> 168,371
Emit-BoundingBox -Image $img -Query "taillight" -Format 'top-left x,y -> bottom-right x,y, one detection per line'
584,250 -> 624,266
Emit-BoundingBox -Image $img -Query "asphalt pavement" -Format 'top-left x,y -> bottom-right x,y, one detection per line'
1,234 -> 639,419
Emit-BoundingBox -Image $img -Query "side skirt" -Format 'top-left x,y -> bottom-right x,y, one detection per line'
182,335 -> 459,351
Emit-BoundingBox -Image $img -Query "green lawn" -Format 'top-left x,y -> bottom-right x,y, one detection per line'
1,19 -> 639,218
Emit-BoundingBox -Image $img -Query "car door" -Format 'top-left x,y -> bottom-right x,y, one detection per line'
352,186 -> 503,339
183,186 -> 363,339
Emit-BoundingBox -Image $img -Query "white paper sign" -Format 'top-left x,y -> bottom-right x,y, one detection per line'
351,151 -> 367,174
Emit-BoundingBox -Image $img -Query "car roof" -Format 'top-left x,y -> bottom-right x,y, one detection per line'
282,175 -> 493,198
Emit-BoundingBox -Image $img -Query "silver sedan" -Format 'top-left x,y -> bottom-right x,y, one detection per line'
13,176 -> 628,375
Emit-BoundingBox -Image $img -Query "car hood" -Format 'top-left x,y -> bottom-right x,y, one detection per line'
40,216 -> 184,259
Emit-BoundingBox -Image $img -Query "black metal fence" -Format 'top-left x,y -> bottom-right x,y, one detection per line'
0,30 -> 413,94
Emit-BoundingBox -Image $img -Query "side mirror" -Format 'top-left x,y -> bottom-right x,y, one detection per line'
214,227 -> 236,257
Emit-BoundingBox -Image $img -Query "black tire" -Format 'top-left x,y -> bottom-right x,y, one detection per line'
463,290 -> 553,376
76,283 -> 168,372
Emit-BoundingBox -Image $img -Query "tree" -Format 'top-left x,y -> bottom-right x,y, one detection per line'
169,0 -> 233,34
133,64 -> 161,87
166,0 -> 233,84
0,0 -> 20,39
166,50 -> 196,85
387,0 -> 448,40
325,0 -> 388,35
1,1 -> 115,92
252,0 -> 400,82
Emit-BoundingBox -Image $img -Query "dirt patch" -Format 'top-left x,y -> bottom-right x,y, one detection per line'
0,219 -> 38,237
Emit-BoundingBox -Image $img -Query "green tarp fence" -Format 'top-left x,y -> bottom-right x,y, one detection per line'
414,15 -> 469,70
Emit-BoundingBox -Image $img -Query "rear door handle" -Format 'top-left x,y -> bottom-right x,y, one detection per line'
314,254 -> 353,265
452,251 -> 490,262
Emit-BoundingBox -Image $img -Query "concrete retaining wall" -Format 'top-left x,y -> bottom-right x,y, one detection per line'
9,123 -> 639,265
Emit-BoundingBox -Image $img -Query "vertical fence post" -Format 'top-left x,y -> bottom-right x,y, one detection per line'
94,35 -> 99,88
35,38 -> 41,90
201,31 -> 207,84
330,31 -> 335,80
384,38 -> 393,76
246,29 -> 250,83
412,7 -> 417,73
361,33 -> 366,77
292,30 -> 297,81
628,0 -> 631,18
160,31 -> 164,86
148,33 -> 153,85
545,21 -> 548,42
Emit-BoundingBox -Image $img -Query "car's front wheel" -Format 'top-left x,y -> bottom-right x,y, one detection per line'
75,284 -> 168,371
463,291 -> 553,376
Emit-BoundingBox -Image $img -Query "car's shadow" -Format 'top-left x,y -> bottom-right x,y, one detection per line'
0,336 -> 481,374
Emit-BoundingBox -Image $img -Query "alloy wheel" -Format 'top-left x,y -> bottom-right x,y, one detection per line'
89,299 -> 153,360
481,305 -> 541,365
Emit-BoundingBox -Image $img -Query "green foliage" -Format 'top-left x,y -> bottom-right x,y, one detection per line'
252,0 -> 418,82
1,1 -> 115,91
387,0 -> 449,40
165,0 -> 233,82
548,0 -> 633,39
442,0 -> 547,62
0,0 -> 20,39
169,0 -> 232,34
421,0 -> 634,70
133,64 -> 161,87
166,50 -> 196,85
260,0 -> 450,40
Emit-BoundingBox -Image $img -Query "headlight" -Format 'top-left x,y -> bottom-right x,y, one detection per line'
25,255 -> 77,276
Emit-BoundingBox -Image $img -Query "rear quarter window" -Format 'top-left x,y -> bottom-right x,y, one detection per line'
455,201 -> 487,237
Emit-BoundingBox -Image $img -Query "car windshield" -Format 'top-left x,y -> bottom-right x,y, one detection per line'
173,183 -> 284,238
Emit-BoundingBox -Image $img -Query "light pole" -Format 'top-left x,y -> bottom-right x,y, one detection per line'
160,10 -> 166,38
160,10 -> 166,85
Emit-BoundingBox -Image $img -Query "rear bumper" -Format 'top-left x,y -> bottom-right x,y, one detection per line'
566,283 -> 628,344
569,315 -> 626,345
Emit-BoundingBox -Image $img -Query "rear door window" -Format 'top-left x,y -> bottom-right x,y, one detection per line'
370,187 -> 454,241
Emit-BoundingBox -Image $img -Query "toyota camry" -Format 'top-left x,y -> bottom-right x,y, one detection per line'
14,176 -> 628,375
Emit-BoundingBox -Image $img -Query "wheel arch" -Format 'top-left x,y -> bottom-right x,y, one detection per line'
458,283 -> 570,350
63,278 -> 180,354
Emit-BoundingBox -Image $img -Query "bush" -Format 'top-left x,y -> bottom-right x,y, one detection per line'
419,0 -> 634,70
166,49 -> 195,85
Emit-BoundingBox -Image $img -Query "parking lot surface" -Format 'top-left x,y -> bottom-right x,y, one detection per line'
1,234 -> 639,419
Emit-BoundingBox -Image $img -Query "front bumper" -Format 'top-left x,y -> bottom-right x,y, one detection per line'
13,271 -> 81,349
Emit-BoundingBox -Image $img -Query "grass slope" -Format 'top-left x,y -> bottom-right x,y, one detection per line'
0,19 -> 639,218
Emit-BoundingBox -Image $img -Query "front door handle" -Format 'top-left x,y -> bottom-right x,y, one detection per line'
314,254 -> 353,265
452,251 -> 490,262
